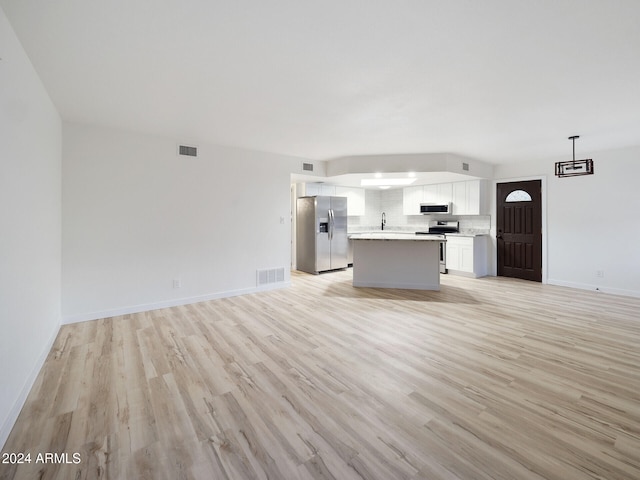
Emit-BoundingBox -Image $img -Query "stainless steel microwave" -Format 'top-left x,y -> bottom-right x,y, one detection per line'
420,203 -> 451,214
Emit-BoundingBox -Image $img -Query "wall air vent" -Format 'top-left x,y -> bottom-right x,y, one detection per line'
178,145 -> 198,157
257,267 -> 285,286
462,162 -> 470,171
302,162 -> 314,172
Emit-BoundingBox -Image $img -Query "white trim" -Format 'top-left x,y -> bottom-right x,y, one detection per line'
0,320 -> 61,450
61,281 -> 291,324
547,279 -> 640,299
446,269 -> 481,278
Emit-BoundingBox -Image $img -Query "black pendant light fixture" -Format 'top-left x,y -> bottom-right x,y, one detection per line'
555,135 -> 594,177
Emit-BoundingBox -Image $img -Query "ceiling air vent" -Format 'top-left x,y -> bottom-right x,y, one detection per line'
462,162 -> 470,171
302,162 -> 314,172
178,145 -> 198,157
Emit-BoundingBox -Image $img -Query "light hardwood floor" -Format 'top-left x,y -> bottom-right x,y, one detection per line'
2,270 -> 640,479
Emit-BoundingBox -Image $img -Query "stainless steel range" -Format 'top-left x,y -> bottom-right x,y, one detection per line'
415,221 -> 459,273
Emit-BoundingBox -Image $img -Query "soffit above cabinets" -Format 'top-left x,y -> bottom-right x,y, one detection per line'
292,171 -> 481,190
292,152 -> 490,189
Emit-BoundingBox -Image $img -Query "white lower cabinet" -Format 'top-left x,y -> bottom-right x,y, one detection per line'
445,235 -> 488,277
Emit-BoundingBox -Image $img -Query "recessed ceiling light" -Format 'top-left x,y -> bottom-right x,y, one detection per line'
379,186 -> 391,189
361,178 -> 417,186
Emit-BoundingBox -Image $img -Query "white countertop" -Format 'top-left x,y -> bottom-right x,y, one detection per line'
348,230 -> 488,238
445,232 -> 489,237
349,232 -> 445,241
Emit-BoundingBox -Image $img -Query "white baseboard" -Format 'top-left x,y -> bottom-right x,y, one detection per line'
0,320 -> 60,450
446,269 -> 481,278
61,281 -> 291,324
547,278 -> 640,299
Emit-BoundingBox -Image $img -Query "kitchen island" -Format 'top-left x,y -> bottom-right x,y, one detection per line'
349,233 -> 445,290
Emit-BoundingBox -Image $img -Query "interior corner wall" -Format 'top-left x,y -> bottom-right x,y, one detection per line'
0,7 -> 62,448
62,123 -> 300,322
493,146 -> 640,298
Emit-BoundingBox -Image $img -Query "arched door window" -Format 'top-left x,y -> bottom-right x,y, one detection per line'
505,189 -> 532,202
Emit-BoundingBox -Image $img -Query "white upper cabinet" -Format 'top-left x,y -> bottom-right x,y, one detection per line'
451,180 -> 487,215
404,179 -> 487,216
302,183 -> 320,196
436,183 -> 452,205
303,183 -> 365,216
467,180 -> 482,213
335,186 -> 365,216
418,183 -> 452,206
402,185 -> 424,215
303,183 -> 336,197
422,185 -> 437,204
452,181 -> 467,214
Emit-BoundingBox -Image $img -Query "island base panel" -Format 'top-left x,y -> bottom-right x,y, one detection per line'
352,239 -> 441,290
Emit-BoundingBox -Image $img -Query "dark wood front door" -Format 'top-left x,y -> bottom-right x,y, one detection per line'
496,180 -> 542,282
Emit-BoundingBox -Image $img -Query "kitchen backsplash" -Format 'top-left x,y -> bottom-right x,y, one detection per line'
347,188 -> 491,234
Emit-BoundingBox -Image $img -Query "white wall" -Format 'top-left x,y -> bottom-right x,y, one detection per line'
0,7 -> 62,448
494,146 -> 640,297
62,123 -> 302,322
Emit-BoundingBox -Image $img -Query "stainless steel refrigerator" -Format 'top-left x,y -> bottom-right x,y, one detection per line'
296,196 -> 348,274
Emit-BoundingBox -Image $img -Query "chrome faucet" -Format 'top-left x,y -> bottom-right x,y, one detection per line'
381,212 -> 386,230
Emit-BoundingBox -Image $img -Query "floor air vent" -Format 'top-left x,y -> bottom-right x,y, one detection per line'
179,145 -> 198,157
257,267 -> 285,286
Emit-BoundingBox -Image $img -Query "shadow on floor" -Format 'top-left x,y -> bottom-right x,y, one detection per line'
321,279 -> 480,304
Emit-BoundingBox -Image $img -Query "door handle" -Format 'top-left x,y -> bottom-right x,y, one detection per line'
328,209 -> 334,240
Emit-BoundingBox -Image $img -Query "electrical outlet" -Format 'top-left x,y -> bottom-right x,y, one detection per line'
173,278 -> 182,288
596,270 -> 604,278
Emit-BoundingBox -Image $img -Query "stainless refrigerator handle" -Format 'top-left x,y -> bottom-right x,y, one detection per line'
328,209 -> 334,240
331,209 -> 336,240
332,209 -> 335,239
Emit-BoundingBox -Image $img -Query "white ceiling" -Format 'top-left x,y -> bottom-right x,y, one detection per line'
2,0 -> 640,164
